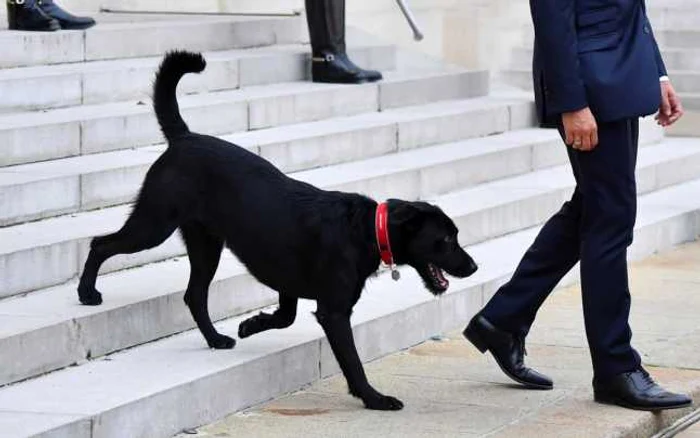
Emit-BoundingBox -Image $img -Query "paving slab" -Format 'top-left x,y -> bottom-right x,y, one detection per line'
679,418 -> 700,437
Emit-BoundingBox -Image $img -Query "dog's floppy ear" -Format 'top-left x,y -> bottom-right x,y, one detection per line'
388,199 -> 428,232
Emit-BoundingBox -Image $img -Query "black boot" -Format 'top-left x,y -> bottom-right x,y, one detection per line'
305,0 -> 382,84
464,314 -> 553,390
37,0 -> 95,30
594,369 -> 692,411
6,0 -> 60,31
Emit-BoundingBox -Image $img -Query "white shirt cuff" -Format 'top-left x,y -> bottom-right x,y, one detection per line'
659,76 -> 670,82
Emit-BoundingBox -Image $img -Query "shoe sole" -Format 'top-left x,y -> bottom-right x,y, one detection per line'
9,25 -> 60,31
312,77 -> 382,84
594,393 -> 693,411
462,326 -> 553,391
58,22 -> 96,30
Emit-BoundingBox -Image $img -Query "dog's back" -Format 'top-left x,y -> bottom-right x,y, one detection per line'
148,51 -> 376,297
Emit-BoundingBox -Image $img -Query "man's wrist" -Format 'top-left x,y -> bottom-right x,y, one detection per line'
660,75 -> 670,83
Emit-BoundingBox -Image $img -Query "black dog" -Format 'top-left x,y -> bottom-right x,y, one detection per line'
77,51 -> 478,411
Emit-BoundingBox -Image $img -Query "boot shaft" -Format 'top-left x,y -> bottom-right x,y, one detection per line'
305,0 -> 346,55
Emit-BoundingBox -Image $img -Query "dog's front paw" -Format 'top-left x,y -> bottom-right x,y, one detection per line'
78,287 -> 103,306
363,394 -> 404,411
237,316 -> 261,339
207,334 -> 236,350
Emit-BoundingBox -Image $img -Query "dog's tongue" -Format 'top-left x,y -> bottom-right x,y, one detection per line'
436,268 -> 449,288
430,264 -> 449,289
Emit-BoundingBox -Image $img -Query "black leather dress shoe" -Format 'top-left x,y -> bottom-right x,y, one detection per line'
312,52 -> 383,84
594,369 -> 693,411
38,0 -> 95,30
463,314 -> 553,390
6,0 -> 60,31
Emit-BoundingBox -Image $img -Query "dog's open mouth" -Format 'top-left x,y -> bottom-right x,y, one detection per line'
421,263 -> 449,294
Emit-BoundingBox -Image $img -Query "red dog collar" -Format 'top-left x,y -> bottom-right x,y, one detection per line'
375,202 -> 400,280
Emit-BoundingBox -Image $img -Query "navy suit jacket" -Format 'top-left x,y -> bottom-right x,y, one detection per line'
532,0 -> 666,125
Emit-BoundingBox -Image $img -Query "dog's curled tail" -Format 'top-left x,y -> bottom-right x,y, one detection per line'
153,50 -> 206,142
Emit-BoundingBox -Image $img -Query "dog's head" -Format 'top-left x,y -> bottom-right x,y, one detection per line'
387,199 -> 478,295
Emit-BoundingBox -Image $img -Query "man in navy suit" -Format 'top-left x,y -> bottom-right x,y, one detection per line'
463,0 -> 692,410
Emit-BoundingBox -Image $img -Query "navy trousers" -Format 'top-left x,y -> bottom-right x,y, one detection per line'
481,118 -> 641,379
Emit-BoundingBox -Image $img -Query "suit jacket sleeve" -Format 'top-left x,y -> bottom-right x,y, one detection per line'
651,32 -> 668,77
530,0 -> 588,114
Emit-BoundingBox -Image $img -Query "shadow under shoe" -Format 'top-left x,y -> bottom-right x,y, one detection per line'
594,369 -> 693,411
6,0 -> 59,31
312,52 -> 383,84
464,314 -> 553,390
38,0 -> 95,30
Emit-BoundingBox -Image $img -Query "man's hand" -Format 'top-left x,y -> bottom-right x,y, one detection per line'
656,81 -> 684,127
562,107 -> 598,152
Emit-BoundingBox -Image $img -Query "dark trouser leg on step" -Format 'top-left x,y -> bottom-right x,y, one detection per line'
238,295 -> 298,338
305,0 -> 345,55
305,0 -> 382,83
576,118 -> 641,379
481,139 -> 584,337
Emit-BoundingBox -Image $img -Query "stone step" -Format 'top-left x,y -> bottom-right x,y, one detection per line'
223,96 -> 533,173
648,6 -> 700,29
503,68 -> 700,110
662,49 -> 700,71
0,14 -> 304,69
499,69 -> 533,91
683,92 -> 700,111
501,67 -> 700,97
0,113 -> 663,228
673,71 -> 700,93
436,138 -> 700,246
659,30 -> 700,49
0,70 -> 490,167
0,127 -> 560,299
667,94 -> 700,137
0,44 -> 395,113
0,120 -> 662,299
508,48 -> 700,73
2,176 -> 699,438
0,136 -> 693,388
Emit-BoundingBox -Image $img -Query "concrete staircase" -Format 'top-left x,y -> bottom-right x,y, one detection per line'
501,4 -> 700,137
0,11 -> 699,438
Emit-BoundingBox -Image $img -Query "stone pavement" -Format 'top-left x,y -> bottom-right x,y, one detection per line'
179,241 -> 700,438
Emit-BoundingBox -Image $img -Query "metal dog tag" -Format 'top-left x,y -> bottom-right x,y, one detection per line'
391,269 -> 401,281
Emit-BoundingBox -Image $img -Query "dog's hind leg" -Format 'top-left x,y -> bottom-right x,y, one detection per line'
315,306 -> 404,411
238,295 -> 298,339
77,204 -> 179,306
181,222 -> 234,349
